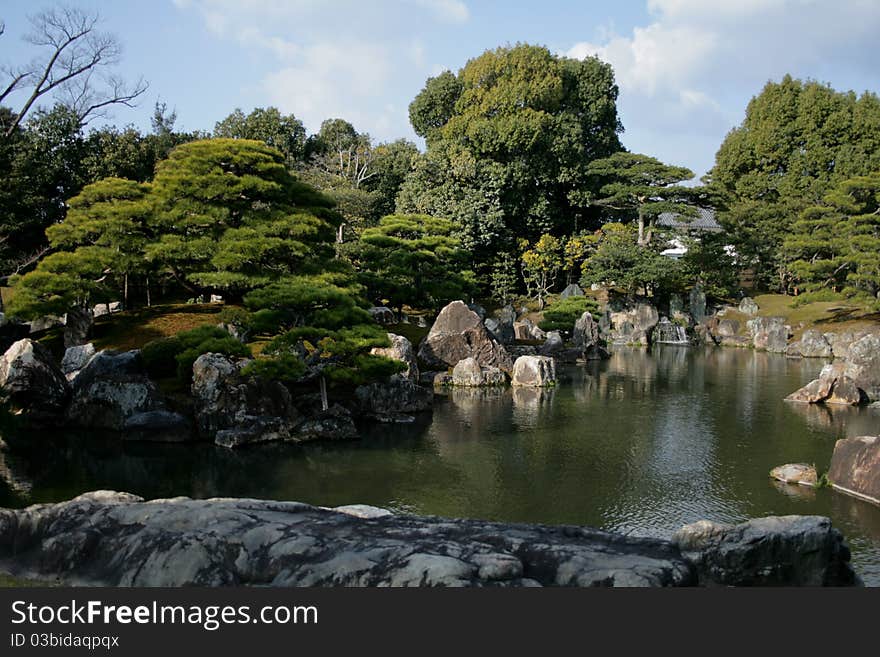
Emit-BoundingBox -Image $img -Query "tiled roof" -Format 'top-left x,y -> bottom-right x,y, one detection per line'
656,207 -> 721,232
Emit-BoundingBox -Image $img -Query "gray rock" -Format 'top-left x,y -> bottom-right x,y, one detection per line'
355,377 -> 433,421
368,306 -> 396,325
689,287 -> 707,324
67,350 -> 167,430
747,316 -> 790,353
539,330 -> 565,356
485,317 -> 515,345
672,515 -> 856,586
29,314 -> 65,333
842,334 -> 880,402
511,355 -> 556,387
572,312 -> 599,350
123,411 -> 192,442
606,298 -> 660,346
108,301 -> 122,313
63,306 -> 93,348
0,492 -> 857,587
560,283 -> 585,298
371,333 -> 419,383
451,357 -> 506,387
716,318 -> 740,338
829,435 -> 880,506
825,377 -> 866,406
93,303 -> 109,318
770,463 -> 818,487
787,329 -> 833,359
418,301 -> 513,373
293,405 -> 357,442
738,297 -> 759,315
0,338 -> 70,427
467,303 -> 486,320
191,353 -> 300,446
60,342 -> 96,381
217,322 -> 249,343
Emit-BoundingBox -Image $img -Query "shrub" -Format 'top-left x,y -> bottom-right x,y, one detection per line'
539,296 -> 600,334
141,325 -> 251,381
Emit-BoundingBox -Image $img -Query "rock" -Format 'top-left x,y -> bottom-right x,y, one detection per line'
63,306 -> 93,348
747,316 -> 790,353
716,319 -> 740,338
572,312 -> 599,350
210,294 -> 223,303
467,303 -> 486,320
108,301 -> 122,313
689,287 -> 707,324
785,377 -> 835,403
418,301 -> 513,373
93,303 -> 109,318
217,322 -> 249,343
368,306 -> 396,325
60,342 -> 96,381
825,377 -> 866,406
770,463 -> 818,486
291,404 -> 357,442
738,297 -> 759,315
0,338 -> 70,427
673,515 -> 856,586
511,355 -> 556,387
0,492 -> 858,586
67,350 -> 167,430
787,329 -> 833,359
432,371 -> 453,387
539,330 -> 564,356
191,353 -> 300,446
654,317 -> 689,345
451,357 -> 506,387
355,377 -> 433,421
826,330 -> 867,360
29,314 -> 65,333
560,283 -> 584,298
842,334 -> 880,402
498,305 -> 517,325
828,436 -> 880,506
485,317 -> 515,345
605,298 -> 660,346
370,333 -> 419,383
123,411 -> 192,442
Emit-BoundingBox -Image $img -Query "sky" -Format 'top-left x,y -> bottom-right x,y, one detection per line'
1,0 -> 879,180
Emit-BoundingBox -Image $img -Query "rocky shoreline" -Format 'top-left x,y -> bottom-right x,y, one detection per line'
0,491 -> 859,587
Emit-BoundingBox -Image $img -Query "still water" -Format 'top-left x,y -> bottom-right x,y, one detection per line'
2,346 -> 880,584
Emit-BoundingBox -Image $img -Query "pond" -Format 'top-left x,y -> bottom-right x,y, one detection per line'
2,346 -> 880,584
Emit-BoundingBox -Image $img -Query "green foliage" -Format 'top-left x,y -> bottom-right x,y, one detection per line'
520,234 -> 564,307
783,173 -> 880,298
580,223 -> 685,297
539,296 -> 600,333
399,44 -> 623,282
242,354 -> 306,382
141,325 -> 250,381
490,254 -> 519,305
213,107 -> 307,166
707,76 -> 880,288
679,232 -> 739,299
349,214 -> 473,311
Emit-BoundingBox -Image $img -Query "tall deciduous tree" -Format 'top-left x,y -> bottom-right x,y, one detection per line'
0,5 -> 147,135
706,76 -> 880,289
398,44 -> 623,281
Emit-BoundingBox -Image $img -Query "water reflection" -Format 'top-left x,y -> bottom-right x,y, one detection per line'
2,348 -> 880,584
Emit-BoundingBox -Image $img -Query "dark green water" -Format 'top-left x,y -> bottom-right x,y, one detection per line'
2,346 -> 880,584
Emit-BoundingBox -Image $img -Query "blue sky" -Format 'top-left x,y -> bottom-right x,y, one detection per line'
1,1 -> 879,179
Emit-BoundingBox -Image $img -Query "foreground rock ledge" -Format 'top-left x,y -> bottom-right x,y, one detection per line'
0,492 -> 858,587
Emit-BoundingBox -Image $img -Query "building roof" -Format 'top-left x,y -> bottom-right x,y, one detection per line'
656,207 -> 721,232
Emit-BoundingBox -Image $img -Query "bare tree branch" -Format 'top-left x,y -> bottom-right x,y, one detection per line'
1,6 -> 148,137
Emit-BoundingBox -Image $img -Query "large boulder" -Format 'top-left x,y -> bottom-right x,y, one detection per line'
605,298 -> 659,346
673,515 -> 856,586
572,312 -> 599,350
828,435 -> 880,506
418,301 -> 513,373
786,329 -> 832,359
689,287 -> 707,324
354,377 -> 433,421
538,330 -> 564,356
451,357 -> 506,387
60,342 -> 96,381
785,362 -> 866,406
511,355 -> 556,387
0,338 -> 70,427
0,492 -> 857,586
842,333 -> 880,402
191,353 -> 301,446
560,283 -> 584,298
66,350 -> 167,430
747,316 -> 790,353
370,333 -> 419,383
738,297 -> 759,315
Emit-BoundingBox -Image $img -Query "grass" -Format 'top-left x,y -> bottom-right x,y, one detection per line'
0,571 -> 54,587
91,303 -> 224,352
752,293 -> 879,339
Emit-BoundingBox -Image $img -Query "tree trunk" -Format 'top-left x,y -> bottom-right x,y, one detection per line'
319,375 -> 329,412
637,206 -> 646,247
63,306 -> 94,349
146,276 -> 151,307
123,273 -> 129,310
